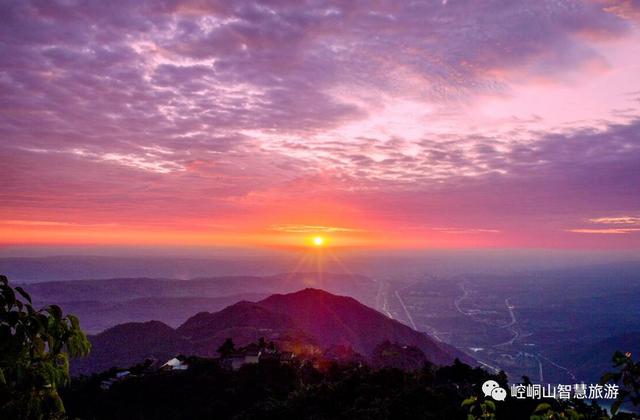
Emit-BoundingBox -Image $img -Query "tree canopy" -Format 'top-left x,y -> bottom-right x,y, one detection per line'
0,275 -> 91,419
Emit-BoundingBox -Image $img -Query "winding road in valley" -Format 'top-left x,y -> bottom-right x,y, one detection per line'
454,281 -> 580,383
495,298 -> 519,347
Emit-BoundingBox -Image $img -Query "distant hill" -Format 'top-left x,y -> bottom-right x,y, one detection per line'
23,273 -> 374,303
0,256 -> 292,283
50,294 -> 270,334
72,288 -> 471,375
22,273 -> 377,333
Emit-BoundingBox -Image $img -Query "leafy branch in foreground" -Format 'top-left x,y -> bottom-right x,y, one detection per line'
601,351 -> 640,416
462,395 -> 497,419
0,275 -> 91,419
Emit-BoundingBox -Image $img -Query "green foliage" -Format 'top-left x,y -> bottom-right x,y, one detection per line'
462,395 -> 497,419
529,402 -> 582,420
600,351 -> 640,416
0,275 -> 91,419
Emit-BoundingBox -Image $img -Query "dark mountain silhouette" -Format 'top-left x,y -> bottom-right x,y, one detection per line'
178,301 -> 294,338
259,288 -> 466,364
72,289 -> 471,375
176,301 -> 314,356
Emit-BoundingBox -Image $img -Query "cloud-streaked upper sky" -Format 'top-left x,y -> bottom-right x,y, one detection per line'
1,0 -> 640,250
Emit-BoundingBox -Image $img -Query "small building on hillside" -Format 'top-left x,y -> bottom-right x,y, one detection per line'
220,341 -> 297,370
242,343 -> 262,364
222,343 -> 270,369
226,345 -> 262,370
161,355 -> 190,371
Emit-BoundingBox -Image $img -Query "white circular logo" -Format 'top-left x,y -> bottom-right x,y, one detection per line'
482,380 -> 507,401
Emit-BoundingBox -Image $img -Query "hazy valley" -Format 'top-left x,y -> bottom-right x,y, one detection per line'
7,256 -> 639,387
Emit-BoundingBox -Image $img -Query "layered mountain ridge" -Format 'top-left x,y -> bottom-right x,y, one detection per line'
72,288 -> 471,375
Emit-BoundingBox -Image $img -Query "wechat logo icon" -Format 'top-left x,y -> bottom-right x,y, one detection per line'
482,380 -> 507,401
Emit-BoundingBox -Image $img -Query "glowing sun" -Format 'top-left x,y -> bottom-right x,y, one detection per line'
312,236 -> 326,247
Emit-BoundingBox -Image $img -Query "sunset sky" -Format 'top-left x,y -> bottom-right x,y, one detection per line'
1,0 -> 640,251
